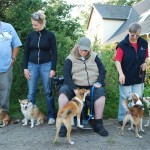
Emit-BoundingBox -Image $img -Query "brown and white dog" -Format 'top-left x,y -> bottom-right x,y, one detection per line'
119,92 -> 144,138
0,108 -> 20,127
143,97 -> 150,127
19,99 -> 45,128
53,88 -> 90,145
0,108 -> 11,127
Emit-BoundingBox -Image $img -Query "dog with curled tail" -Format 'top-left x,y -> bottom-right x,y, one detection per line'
53,88 -> 90,145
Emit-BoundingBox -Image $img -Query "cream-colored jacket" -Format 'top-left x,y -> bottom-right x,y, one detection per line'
67,52 -> 99,86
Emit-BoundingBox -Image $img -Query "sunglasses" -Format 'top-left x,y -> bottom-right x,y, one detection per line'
31,13 -> 43,21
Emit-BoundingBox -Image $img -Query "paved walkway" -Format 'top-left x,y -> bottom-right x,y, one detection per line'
0,118 -> 149,150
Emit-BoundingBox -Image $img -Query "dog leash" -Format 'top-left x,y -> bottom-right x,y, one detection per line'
139,67 -> 145,97
81,85 -> 95,122
46,77 -> 53,97
87,85 -> 95,121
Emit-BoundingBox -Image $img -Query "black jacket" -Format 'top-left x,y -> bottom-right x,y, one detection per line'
117,35 -> 148,85
23,28 -> 57,70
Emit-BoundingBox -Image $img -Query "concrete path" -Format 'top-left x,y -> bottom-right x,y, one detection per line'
0,118 -> 149,150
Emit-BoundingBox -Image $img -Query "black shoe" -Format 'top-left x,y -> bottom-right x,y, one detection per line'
119,121 -> 130,126
59,126 -> 67,137
94,119 -> 108,137
94,125 -> 108,137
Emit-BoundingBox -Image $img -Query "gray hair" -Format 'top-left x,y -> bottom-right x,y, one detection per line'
128,22 -> 141,33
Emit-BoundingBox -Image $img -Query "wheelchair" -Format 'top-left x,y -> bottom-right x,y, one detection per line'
53,76 -> 94,129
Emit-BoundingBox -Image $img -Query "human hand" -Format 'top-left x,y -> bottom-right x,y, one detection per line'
140,62 -> 147,71
119,73 -> 125,85
94,82 -> 102,88
50,70 -> 55,78
11,59 -> 16,66
24,69 -> 31,80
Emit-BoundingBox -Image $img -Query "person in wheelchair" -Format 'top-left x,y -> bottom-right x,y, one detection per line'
58,37 -> 108,137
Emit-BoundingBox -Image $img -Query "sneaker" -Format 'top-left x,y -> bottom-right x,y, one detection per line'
59,126 -> 67,137
48,118 -> 55,125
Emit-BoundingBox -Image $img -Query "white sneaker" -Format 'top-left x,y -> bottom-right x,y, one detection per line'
48,118 -> 55,125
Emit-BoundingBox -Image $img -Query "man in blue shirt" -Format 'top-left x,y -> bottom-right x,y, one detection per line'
0,20 -> 22,112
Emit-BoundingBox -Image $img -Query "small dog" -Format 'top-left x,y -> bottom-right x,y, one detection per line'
19,99 -> 45,128
0,108 -> 11,127
53,88 -> 90,145
143,97 -> 150,127
119,92 -> 144,138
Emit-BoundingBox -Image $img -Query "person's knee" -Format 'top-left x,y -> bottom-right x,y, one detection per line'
58,93 -> 68,109
95,96 -> 106,104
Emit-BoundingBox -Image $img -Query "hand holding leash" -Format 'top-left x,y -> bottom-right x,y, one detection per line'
94,82 -> 102,88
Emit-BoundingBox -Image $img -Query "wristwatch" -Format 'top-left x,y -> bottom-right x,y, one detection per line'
12,58 -> 16,61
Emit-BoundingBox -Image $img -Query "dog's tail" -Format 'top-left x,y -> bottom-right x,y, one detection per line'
122,99 -> 130,112
58,109 -> 73,119
10,118 -> 21,124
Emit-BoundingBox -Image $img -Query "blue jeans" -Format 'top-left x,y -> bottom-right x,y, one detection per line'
118,83 -> 144,121
27,62 -> 56,119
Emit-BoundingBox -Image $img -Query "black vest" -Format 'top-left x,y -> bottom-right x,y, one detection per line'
117,35 -> 148,86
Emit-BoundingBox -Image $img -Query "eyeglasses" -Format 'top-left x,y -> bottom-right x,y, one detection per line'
129,33 -> 140,38
31,13 -> 43,21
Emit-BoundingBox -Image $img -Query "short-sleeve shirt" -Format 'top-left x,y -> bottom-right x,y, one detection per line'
0,21 -> 22,72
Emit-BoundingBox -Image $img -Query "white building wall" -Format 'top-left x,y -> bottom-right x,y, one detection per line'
102,20 -> 124,44
87,9 -> 125,44
87,9 -> 103,43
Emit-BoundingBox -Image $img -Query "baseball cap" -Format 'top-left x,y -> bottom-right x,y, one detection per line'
78,37 -> 91,51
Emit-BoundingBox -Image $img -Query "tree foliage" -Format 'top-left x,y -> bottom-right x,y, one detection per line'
105,0 -> 143,6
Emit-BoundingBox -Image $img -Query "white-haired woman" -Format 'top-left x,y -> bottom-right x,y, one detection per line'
115,22 -> 149,125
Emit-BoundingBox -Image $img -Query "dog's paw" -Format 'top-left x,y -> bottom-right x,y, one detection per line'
139,129 -> 144,133
22,123 -> 27,126
128,127 -> 134,131
118,130 -> 124,136
136,135 -> 143,138
35,123 -> 40,126
77,125 -> 83,128
30,125 -> 34,128
70,141 -> 74,145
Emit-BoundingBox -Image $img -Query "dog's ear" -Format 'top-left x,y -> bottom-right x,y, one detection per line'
18,99 -> 21,103
139,97 -> 143,102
